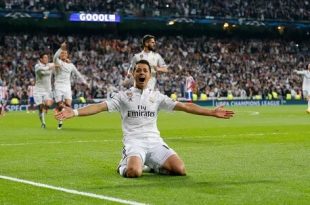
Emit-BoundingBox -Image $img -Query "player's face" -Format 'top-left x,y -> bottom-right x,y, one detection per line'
133,63 -> 151,89
60,50 -> 68,61
146,38 -> 156,51
40,55 -> 49,64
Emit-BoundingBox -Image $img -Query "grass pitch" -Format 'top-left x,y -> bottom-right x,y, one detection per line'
0,105 -> 309,205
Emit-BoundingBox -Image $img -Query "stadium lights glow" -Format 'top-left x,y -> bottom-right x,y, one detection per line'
277,26 -> 285,34
167,20 -> 175,25
223,22 -> 229,29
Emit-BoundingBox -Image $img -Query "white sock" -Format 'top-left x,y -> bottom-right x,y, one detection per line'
118,165 -> 127,177
308,100 -> 310,109
58,120 -> 63,125
41,112 -> 45,124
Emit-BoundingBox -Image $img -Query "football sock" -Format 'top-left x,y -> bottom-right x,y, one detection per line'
118,165 -> 127,177
41,112 -> 45,124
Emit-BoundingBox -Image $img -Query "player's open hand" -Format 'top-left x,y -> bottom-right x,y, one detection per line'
213,105 -> 235,119
54,106 -> 74,121
60,42 -> 67,50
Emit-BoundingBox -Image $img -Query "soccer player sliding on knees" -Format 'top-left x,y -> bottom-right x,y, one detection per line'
55,60 -> 235,178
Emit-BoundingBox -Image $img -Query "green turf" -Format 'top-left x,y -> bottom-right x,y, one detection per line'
0,105 -> 309,205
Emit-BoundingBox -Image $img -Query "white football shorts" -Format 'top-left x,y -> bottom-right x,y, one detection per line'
34,91 -> 53,105
118,141 -> 176,172
54,89 -> 72,102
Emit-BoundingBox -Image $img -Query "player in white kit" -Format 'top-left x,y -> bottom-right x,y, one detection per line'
294,63 -> 310,113
125,35 -> 168,89
34,53 -> 56,128
0,81 -> 8,116
55,60 -> 234,178
53,42 -> 88,129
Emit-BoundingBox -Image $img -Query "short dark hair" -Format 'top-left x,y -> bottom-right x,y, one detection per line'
39,53 -> 48,59
142,34 -> 155,46
134,60 -> 151,73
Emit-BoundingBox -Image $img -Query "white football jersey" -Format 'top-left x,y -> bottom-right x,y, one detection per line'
129,51 -> 166,89
53,48 -> 86,90
296,70 -> 310,91
106,87 -> 177,144
34,61 -> 53,93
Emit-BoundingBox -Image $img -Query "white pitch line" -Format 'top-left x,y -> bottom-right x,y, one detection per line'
167,132 -> 289,140
0,132 -> 290,146
0,175 -> 148,205
0,140 -> 117,146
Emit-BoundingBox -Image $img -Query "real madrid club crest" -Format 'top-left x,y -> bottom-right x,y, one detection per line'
126,92 -> 133,102
149,96 -> 155,103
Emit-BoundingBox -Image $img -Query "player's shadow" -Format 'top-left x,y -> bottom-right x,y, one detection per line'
93,176 -> 277,194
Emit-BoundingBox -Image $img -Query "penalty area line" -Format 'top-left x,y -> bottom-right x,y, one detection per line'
0,175 -> 148,205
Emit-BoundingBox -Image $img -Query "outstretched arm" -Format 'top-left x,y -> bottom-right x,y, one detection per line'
53,42 -> 66,64
294,70 -> 306,75
156,66 -> 168,73
54,102 -> 108,120
174,103 -> 234,119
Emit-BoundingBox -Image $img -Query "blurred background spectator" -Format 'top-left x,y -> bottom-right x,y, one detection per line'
0,34 -> 309,102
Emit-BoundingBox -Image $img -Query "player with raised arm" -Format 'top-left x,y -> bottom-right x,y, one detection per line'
294,63 -> 310,113
33,53 -> 56,128
53,42 -> 89,129
124,35 -> 168,89
55,60 -> 234,178
0,81 -> 8,116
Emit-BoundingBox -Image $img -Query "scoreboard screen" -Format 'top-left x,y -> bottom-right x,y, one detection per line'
69,13 -> 120,23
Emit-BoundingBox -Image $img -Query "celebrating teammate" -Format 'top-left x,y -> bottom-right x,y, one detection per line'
55,60 -> 234,178
0,81 -> 8,116
33,53 -> 56,128
125,35 -> 168,89
294,63 -> 310,113
53,42 -> 89,129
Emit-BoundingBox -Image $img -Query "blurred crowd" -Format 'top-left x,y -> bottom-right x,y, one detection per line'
0,34 -> 309,103
1,0 -> 310,21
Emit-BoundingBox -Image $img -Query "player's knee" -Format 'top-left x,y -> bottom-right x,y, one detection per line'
125,167 -> 142,178
173,165 -> 186,176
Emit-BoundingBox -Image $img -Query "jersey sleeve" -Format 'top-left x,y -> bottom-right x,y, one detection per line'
128,55 -> 138,74
158,93 -> 177,111
296,70 -> 306,75
53,48 -> 62,65
35,64 -> 51,76
105,92 -> 121,112
157,54 -> 167,67
72,65 -> 87,84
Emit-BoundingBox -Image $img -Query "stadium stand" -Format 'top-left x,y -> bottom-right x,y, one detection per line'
0,34 -> 309,102
0,0 -> 310,21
